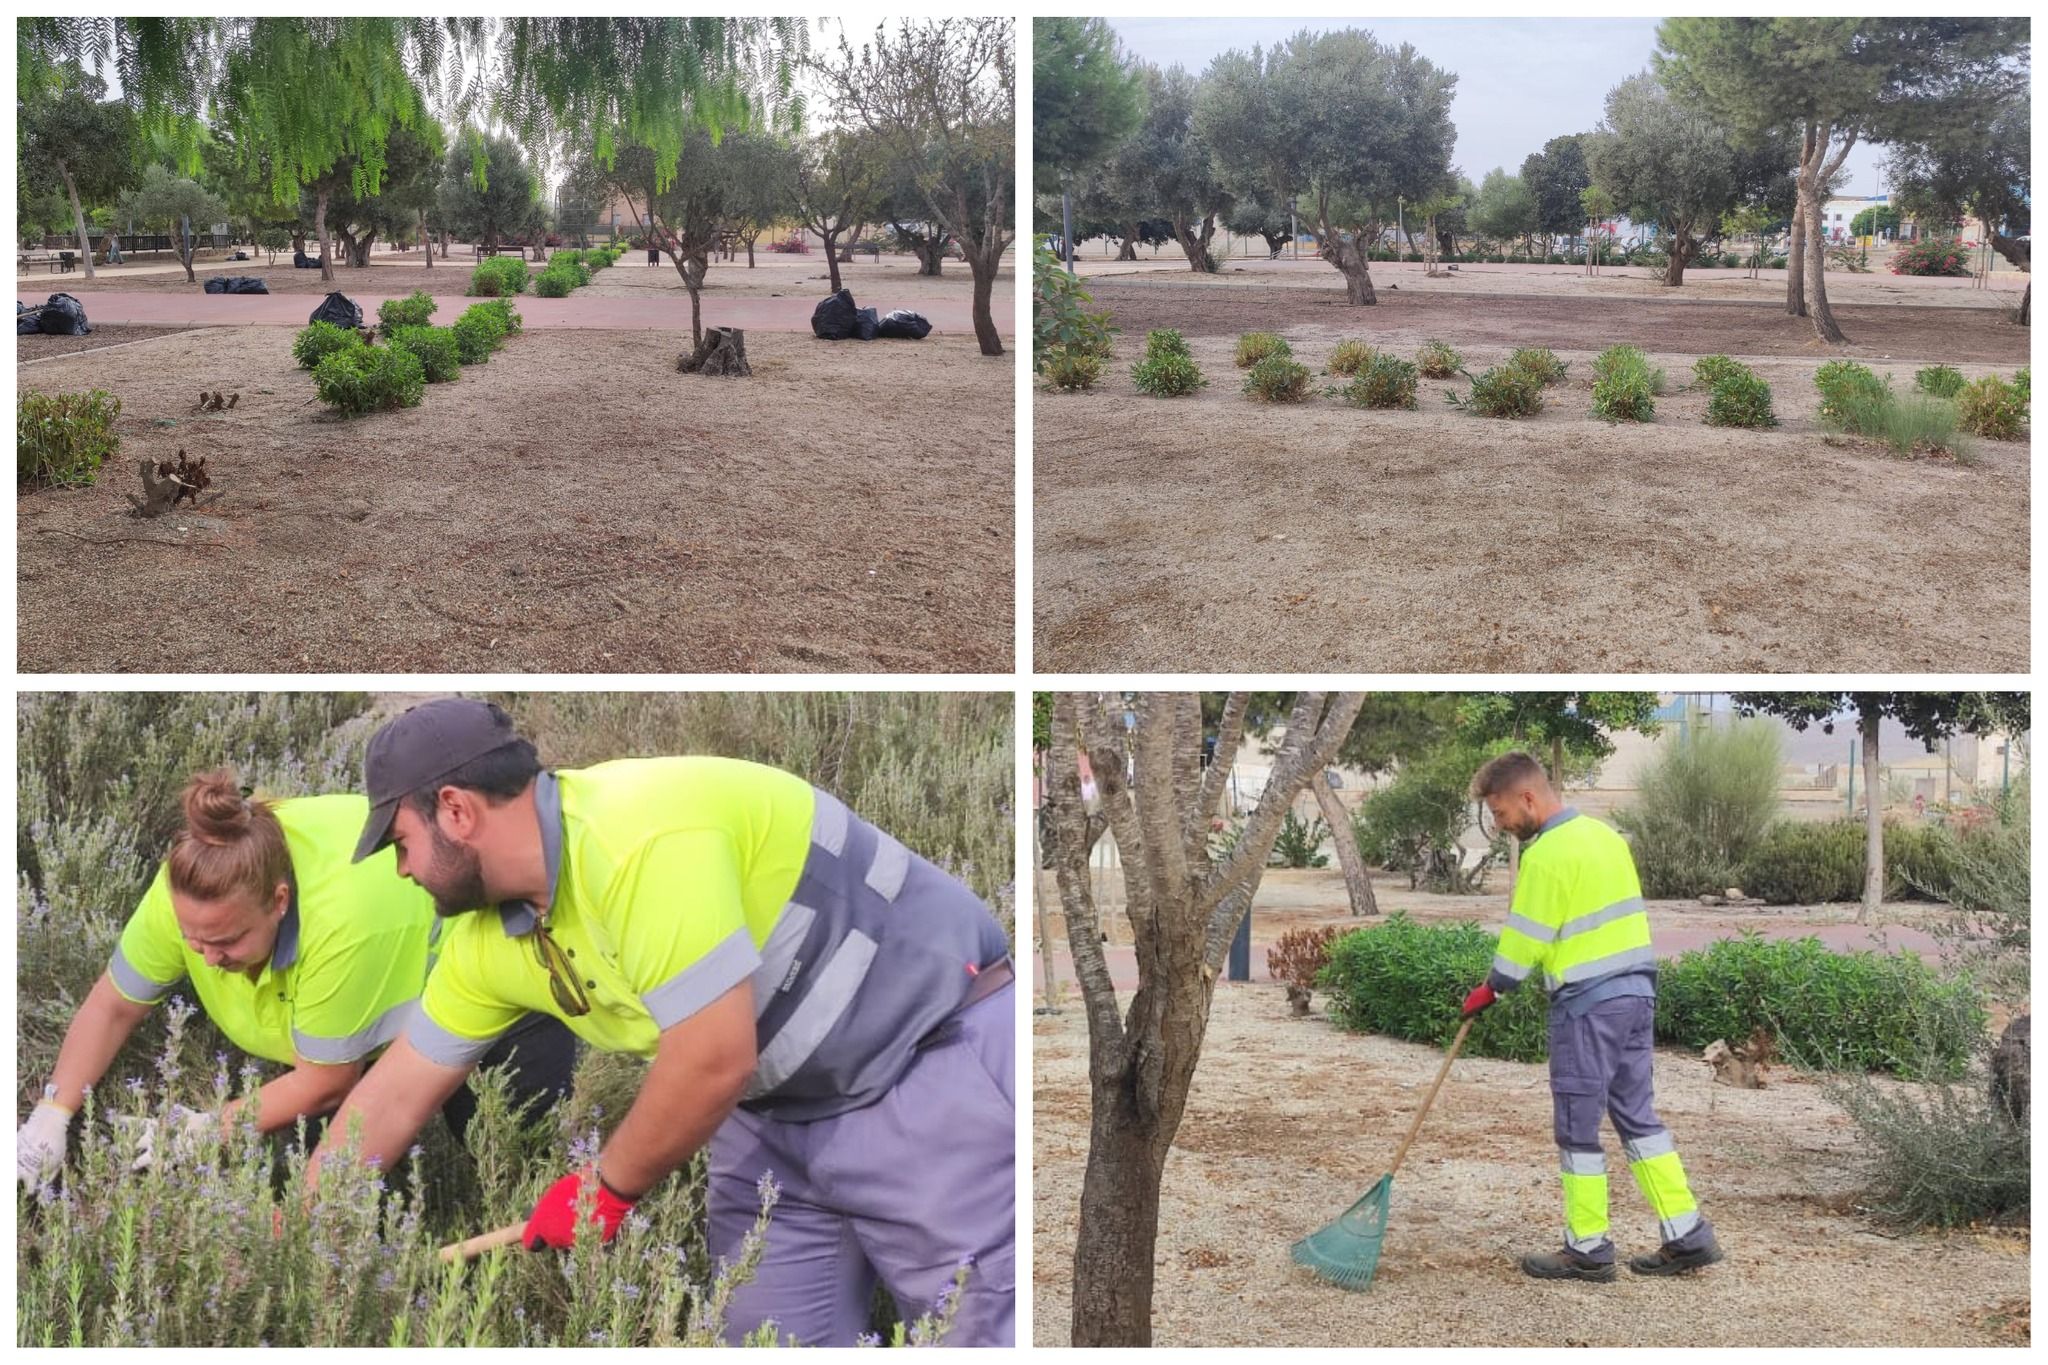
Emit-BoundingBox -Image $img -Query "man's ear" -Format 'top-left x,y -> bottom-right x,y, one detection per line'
437,785 -> 482,841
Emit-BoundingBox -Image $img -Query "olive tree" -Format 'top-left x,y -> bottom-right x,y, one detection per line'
117,165 -> 226,283
1886,88 -> 2030,324
791,128 -> 884,294
17,66 -> 139,278
1584,73 -> 1755,287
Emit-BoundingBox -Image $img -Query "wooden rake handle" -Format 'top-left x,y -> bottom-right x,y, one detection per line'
1385,1016 -> 1475,1181
438,1221 -> 525,1264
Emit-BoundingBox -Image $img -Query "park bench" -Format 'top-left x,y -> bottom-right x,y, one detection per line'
844,240 -> 883,264
51,252 -> 77,274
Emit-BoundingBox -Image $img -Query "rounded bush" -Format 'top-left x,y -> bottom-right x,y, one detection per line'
480,296 -> 522,336
1506,346 -> 1568,386
1241,354 -> 1312,402
1040,345 -> 1103,392
2012,365 -> 2029,405
1325,339 -> 1374,377
388,324 -> 461,383
451,307 -> 508,365
1955,375 -> 2026,440
1815,360 -> 1890,425
1143,328 -> 1190,360
1914,365 -> 1965,399
1234,331 -> 1291,368
1415,339 -> 1463,378
313,344 -> 426,417
1692,354 -> 1750,389
1130,350 -> 1207,397
19,388 -> 121,489
1458,364 -> 1544,418
1591,346 -> 1657,422
1320,916 -> 1551,1061
1888,237 -> 1973,277
377,289 -> 437,337
1341,352 -> 1419,410
532,267 -> 575,298
1706,371 -> 1778,429
292,320 -> 363,371
468,256 -> 530,297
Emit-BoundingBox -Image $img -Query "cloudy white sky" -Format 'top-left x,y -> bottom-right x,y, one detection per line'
1108,18 -> 1890,195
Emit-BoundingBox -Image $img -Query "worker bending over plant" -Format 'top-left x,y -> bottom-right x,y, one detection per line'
1460,751 -> 1724,1282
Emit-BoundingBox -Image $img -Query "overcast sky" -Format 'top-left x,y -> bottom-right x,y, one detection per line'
1107,17 -> 1889,196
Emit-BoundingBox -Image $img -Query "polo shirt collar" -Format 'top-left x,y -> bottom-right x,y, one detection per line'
1528,805 -> 1580,844
269,866 -> 302,971
496,771 -> 562,939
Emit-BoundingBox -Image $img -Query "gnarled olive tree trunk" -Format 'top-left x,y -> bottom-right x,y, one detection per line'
1170,212 -> 1218,273
1319,233 -> 1378,304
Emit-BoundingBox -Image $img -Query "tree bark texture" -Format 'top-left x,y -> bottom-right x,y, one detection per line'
58,162 -> 97,280
1859,712 -> 1881,926
1321,234 -> 1378,305
1309,774 -> 1377,917
314,189 -> 334,284
1664,232 -> 1695,287
1786,185 -> 1807,317
1170,212 -> 1218,274
677,326 -> 750,376
420,209 -> 433,269
819,227 -> 845,294
1116,222 -> 1139,262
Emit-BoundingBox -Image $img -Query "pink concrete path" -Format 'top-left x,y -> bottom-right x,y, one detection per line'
17,288 -> 1014,336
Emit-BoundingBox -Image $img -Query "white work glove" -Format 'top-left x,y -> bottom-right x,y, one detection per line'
111,1106 -> 219,1172
16,1100 -> 73,1187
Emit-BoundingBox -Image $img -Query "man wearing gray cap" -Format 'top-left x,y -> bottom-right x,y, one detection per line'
311,699 -> 1015,1346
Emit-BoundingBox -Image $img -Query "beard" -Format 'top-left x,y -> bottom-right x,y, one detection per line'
417,820 -> 492,918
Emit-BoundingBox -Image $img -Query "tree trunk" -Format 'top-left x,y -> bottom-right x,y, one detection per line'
746,235 -> 756,268
421,210 -> 432,269
348,231 -> 376,268
1801,170 -> 1845,343
1663,233 -> 1692,287
314,189 -> 334,284
1310,775 -> 1377,917
1069,1116 -> 1168,1347
1991,234 -> 2029,325
1323,235 -> 1378,305
912,234 -> 945,276
1116,222 -> 1139,262
1170,213 -> 1217,273
179,218 -> 196,284
677,325 -> 750,377
968,243 -> 1003,357
682,253 -> 708,346
1786,197 -> 1807,316
57,161 -> 97,280
821,226 -> 844,293
1860,711 -> 1881,926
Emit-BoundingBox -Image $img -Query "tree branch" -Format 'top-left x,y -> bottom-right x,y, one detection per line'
1048,697 -> 1125,1064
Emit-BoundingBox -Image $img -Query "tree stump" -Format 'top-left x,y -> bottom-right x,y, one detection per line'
677,327 -> 751,377
1992,1013 -> 2029,1127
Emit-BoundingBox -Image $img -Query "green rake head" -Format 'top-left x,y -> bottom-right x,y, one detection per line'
1290,1172 -> 1394,1292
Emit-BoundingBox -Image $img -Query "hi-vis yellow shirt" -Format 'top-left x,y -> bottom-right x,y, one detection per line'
1488,810 -> 1656,1008
110,794 -> 438,1067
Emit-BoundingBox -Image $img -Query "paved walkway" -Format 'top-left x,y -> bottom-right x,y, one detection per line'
16,287 -> 1014,335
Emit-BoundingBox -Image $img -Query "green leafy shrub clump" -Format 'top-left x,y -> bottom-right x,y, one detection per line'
1656,933 -> 1984,1078
1340,352 -> 1419,410
1887,237 -> 1972,277
1914,364 -> 1965,399
1738,819 -> 1868,904
468,255 -> 530,297
1824,1066 -> 2030,1229
19,389 -> 122,488
1234,331 -> 1291,368
1241,354 -> 1313,402
388,324 -> 461,383
532,266 -> 577,298
1325,339 -> 1374,376
1506,346 -> 1568,385
1814,359 -> 1890,425
1131,349 -> 1207,398
1692,354 -> 1749,389
1032,238 -> 1115,368
1954,375 -> 2027,440
1454,364 -> 1544,418
481,296 -> 522,335
1040,345 -> 1103,392
1415,339 -> 1463,378
2011,365 -> 2028,405
1143,328 -> 1190,360
1616,717 -> 1783,898
313,344 -> 426,416
1319,915 -> 1550,1062
452,304 -> 511,364
1590,344 -> 1658,422
1695,368 -> 1777,427
292,320 -> 363,371
376,289 -> 437,337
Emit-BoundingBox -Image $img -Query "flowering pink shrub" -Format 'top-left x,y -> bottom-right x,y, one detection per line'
1889,238 -> 1973,277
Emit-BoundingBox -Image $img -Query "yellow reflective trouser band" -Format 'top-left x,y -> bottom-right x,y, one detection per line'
1629,1150 -> 1703,1243
1558,1159 -> 1610,1251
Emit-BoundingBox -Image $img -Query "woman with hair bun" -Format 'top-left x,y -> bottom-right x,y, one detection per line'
18,769 -> 575,1184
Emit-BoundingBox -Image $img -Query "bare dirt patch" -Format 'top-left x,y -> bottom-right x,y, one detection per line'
1032,985 -> 2031,1348
18,326 -> 1013,673
16,325 -> 196,360
1035,325 -> 2027,673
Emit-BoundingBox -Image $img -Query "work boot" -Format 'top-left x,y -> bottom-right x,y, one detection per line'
1520,1247 -> 1617,1282
1628,1235 -> 1725,1276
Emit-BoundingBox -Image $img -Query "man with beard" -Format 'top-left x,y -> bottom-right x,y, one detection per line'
1461,751 -> 1723,1283
309,699 -> 1015,1346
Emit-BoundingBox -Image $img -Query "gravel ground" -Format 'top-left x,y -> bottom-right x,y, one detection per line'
18,325 -> 1013,673
16,324 -> 196,360
1032,985 -> 2031,1348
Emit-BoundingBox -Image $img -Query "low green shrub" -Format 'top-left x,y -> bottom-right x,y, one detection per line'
1507,347 -> 1568,385
1040,345 -> 1103,392
1914,364 -> 1965,399
1954,375 -> 2027,440
2011,365 -> 2028,405
1453,364 -> 1544,418
1268,810 -> 1330,869
1738,819 -> 1868,904
1888,237 -> 1972,277
1234,331 -> 1291,368
481,296 -> 522,335
1241,354 -> 1313,402
1415,339 -> 1462,378
1032,237 -> 1115,367
1824,1066 -> 2030,1229
1712,370 -> 1777,429
468,256 -> 530,297
388,324 -> 461,383
292,320 -> 363,371
18,389 -> 121,488
313,344 -> 426,417
1319,915 -> 1550,1062
1814,359 -> 1890,425
1692,354 -> 1749,389
1590,345 -> 1658,422
1143,329 -> 1190,360
1130,350 -> 1207,397
532,267 -> 576,298
1861,392 -> 1974,459
376,289 -> 436,337
553,256 -> 592,287
1325,339 -> 1374,377
1340,352 -> 1419,410
1656,933 -> 1984,1078
453,303 -> 511,363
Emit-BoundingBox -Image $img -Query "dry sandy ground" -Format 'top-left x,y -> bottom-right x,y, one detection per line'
1036,307 -> 2028,673
17,325 -> 195,360
1032,985 -> 2031,1348
18,326 -> 1012,673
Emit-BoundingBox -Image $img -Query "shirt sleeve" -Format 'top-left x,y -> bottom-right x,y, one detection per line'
614,831 -> 764,1031
1489,855 -> 1561,994
290,923 -> 425,1066
108,867 -> 186,1005
408,934 -> 524,1069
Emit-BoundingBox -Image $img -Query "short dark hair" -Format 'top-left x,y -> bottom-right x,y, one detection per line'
1471,750 -> 1549,800
403,735 -> 542,822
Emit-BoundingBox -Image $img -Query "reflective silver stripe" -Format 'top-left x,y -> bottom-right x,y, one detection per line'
1505,912 -> 1556,943
641,926 -> 763,1030
1558,944 -> 1658,985
292,997 -> 414,1064
865,832 -> 910,903
743,930 -> 876,1099
1559,1149 -> 1607,1176
1623,1130 -> 1676,1164
1491,954 -> 1534,982
406,1007 -> 502,1068
750,902 -> 818,1019
1660,1209 -> 1703,1242
811,789 -> 849,857
108,946 -> 177,1004
1565,1227 -> 1609,1253
1556,896 -> 1647,941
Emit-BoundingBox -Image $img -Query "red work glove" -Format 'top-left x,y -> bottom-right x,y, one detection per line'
1461,983 -> 1497,1019
523,1170 -> 637,1250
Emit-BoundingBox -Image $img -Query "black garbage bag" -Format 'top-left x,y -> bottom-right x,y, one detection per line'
308,292 -> 363,329
854,306 -> 879,341
38,293 -> 91,336
810,288 -> 861,340
17,302 -> 39,336
204,276 -> 270,295
230,250 -> 251,261
875,309 -> 932,340
292,250 -> 321,269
